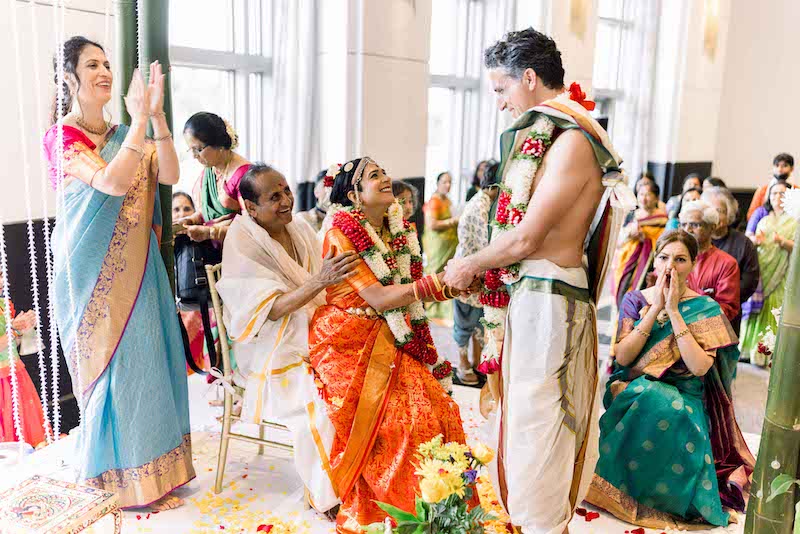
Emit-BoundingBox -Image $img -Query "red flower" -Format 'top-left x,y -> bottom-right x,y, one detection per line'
477,358 -> 500,375
323,175 -> 334,188
568,82 -> 596,111
257,526 -> 273,533
584,511 -> 600,522
411,261 -> 423,280
385,256 -> 398,271
520,137 -> 546,158
495,192 -> 512,225
484,269 -> 503,291
433,360 -> 453,379
757,342 -> 773,356
333,211 -> 374,252
390,235 -> 408,250
479,289 -> 510,308
508,207 -> 524,226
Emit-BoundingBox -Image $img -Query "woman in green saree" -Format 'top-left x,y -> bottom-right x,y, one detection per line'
423,171 -> 459,320
176,112 -> 252,244
739,181 -> 796,366
587,230 -> 754,530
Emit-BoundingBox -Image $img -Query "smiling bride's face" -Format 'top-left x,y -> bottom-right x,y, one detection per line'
348,162 -> 394,210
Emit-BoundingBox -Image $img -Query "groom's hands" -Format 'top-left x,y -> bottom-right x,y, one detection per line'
443,257 -> 477,290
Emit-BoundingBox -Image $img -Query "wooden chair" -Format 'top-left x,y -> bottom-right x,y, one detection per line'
205,264 -> 294,494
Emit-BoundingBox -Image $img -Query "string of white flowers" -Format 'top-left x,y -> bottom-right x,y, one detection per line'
0,218 -> 24,453
9,0 -> 53,444
27,0 -> 58,442
53,0 -> 85,425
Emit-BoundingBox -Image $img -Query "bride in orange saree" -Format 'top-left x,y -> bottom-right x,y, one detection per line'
309,158 -> 474,532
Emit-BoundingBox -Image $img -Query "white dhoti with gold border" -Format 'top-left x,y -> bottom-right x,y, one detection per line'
490,258 -> 600,534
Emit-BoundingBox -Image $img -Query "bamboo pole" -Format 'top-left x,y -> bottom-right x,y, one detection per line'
745,222 -> 800,534
138,0 -> 175,291
115,0 -> 137,125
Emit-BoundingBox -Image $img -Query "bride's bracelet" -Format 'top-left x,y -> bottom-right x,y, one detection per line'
414,275 -> 438,301
122,142 -> 145,159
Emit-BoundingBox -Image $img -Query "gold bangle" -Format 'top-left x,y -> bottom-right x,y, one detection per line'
634,326 -> 649,338
431,274 -> 443,293
121,142 -> 145,158
209,226 -> 217,240
153,133 -> 173,142
150,111 -> 167,118
412,281 -> 420,301
675,328 -> 690,340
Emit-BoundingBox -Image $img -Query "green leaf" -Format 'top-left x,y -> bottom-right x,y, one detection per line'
415,498 -> 428,522
375,502 -> 420,524
794,502 -> 800,534
766,474 -> 800,502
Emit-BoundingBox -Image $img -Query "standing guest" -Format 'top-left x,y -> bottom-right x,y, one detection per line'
703,187 -> 760,334
311,157 -> 474,531
391,179 -> 420,232
665,173 -> 703,218
452,161 -> 500,386
746,153 -> 794,220
666,187 -> 702,230
176,112 -> 251,244
296,169 -> 328,233
466,160 -> 490,201
423,171 -> 459,320
740,182 -> 796,366
587,230 -> 753,530
43,36 -> 194,509
0,270 -> 47,448
679,200 -> 741,324
613,181 -> 668,309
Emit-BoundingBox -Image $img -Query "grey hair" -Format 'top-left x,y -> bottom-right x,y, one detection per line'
679,199 -> 719,227
701,187 -> 738,224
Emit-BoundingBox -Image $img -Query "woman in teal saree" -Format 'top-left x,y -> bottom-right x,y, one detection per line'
587,230 -> 753,530
43,37 -> 194,509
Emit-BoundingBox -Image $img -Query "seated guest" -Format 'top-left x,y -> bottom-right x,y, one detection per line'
665,173 -> 702,219
296,169 -> 328,233
631,171 -> 667,213
679,200 -> 740,324
310,157 -> 475,531
588,230 -> 754,530
391,179 -> 420,232
0,270 -> 47,447
703,187 -> 759,334
178,112 -> 252,244
216,164 -> 358,513
746,152 -> 794,220
665,187 -> 702,230
703,176 -> 727,191
452,161 -> 500,385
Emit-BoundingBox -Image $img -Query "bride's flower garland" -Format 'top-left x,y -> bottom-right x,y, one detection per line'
478,115 -> 556,374
330,201 -> 453,392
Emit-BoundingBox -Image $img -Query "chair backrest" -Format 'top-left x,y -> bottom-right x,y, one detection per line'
205,264 -> 234,377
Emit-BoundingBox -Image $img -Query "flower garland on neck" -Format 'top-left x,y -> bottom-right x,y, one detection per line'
329,200 -> 453,392
478,114 -> 557,374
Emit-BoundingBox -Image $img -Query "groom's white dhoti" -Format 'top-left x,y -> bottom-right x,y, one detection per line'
493,259 -> 599,534
217,213 -> 338,512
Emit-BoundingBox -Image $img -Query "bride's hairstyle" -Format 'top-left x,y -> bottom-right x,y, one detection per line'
330,157 -> 373,207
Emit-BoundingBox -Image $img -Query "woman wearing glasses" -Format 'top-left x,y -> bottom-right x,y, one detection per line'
177,112 -> 252,243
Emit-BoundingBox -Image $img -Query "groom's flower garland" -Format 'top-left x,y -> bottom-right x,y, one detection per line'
330,201 -> 453,391
478,115 -> 556,374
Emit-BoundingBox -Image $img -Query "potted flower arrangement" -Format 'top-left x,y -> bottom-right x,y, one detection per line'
365,435 -> 496,534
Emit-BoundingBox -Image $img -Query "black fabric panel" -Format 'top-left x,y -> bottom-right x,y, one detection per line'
647,161 -> 713,200
296,181 -> 316,212
3,218 -> 79,433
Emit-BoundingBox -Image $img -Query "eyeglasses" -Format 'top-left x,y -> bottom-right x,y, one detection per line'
680,221 -> 705,230
187,144 -> 207,156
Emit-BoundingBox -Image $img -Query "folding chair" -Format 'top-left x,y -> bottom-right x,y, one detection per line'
205,264 -> 294,494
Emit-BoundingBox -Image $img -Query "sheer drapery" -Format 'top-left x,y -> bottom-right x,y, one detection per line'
269,0 -> 320,209
612,0 -> 660,177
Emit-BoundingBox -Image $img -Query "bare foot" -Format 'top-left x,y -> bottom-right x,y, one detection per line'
150,493 -> 184,511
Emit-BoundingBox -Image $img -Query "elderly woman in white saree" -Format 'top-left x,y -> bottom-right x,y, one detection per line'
216,163 -> 358,512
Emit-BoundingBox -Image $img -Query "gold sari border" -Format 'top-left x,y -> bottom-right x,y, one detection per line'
234,291 -> 281,342
83,434 -> 195,509
306,401 -> 338,498
253,314 -> 290,423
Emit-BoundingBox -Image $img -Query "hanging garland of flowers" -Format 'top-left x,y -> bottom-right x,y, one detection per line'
478,115 -> 557,374
330,200 -> 453,391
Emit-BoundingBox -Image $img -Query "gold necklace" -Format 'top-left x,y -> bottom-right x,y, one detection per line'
75,114 -> 109,136
214,153 -> 234,182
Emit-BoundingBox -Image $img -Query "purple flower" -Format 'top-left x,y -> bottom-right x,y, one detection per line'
463,469 -> 478,485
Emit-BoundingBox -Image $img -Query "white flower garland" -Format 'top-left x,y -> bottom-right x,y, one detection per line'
329,201 -> 452,392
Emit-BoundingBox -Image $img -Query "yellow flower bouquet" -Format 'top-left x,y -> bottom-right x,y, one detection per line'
364,435 -> 496,534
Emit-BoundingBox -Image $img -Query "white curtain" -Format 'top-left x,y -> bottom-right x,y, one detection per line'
269,0 -> 320,189
612,0 -> 660,177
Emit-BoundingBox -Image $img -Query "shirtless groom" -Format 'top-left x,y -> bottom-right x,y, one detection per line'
444,28 -> 632,534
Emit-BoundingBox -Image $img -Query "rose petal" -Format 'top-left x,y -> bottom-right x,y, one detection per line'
585,511 -> 600,521
575,507 -> 587,517
257,526 -> 274,533
631,529 -> 645,534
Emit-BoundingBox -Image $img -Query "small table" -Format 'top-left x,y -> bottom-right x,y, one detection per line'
0,475 -> 121,533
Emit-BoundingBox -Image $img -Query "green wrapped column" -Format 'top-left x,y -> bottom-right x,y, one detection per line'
745,222 -> 800,533
115,0 -> 138,125
138,0 -> 175,290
